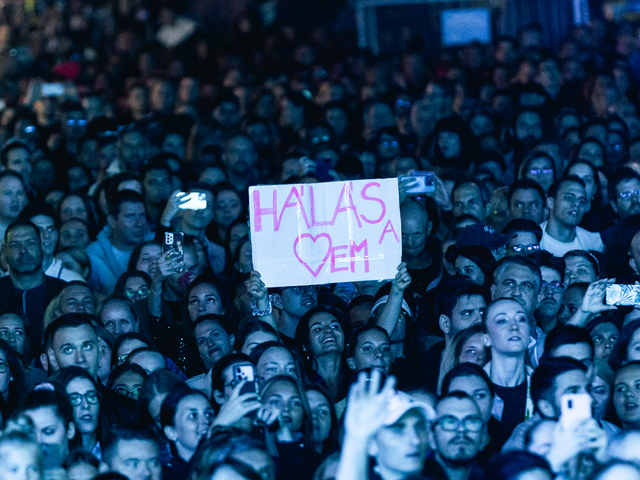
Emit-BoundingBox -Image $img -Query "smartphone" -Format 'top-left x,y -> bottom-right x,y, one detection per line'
41,83 -> 65,97
314,158 -> 333,182
163,231 -> 184,272
178,191 -> 207,210
406,171 -> 436,194
560,393 -> 592,430
605,284 -> 640,305
234,365 -> 259,395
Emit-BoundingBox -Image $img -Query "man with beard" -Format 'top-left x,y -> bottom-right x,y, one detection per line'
513,109 -> 544,160
221,134 -> 260,198
87,190 -> 151,294
429,391 -> 484,480
540,176 -> 603,257
0,219 -> 66,348
531,251 -> 564,333
271,285 -> 318,346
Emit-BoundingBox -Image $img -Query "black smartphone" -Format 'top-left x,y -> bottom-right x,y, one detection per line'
163,231 -> 184,272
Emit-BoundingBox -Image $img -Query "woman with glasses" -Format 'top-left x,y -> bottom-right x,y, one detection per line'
160,387 -> 215,480
52,366 -> 104,458
563,250 -> 599,286
114,271 -> 152,303
518,151 -> 556,194
295,306 -> 350,402
107,363 -> 147,402
111,332 -> 151,369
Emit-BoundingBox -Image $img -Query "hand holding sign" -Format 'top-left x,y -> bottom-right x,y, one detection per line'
250,179 -> 402,288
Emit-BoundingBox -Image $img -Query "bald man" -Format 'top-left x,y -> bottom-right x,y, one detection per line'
401,201 -> 438,295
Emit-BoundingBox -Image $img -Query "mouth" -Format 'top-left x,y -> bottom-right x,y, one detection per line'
625,402 -> 638,411
302,299 -> 315,307
508,336 -> 522,341
80,414 -> 93,422
322,337 -> 336,344
282,415 -> 292,424
208,347 -> 220,356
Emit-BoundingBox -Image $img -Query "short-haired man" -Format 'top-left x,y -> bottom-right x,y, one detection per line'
44,313 -> 99,378
530,251 -> 565,333
272,285 -> 318,344
503,219 -> 542,257
608,167 -> 640,220
221,134 -> 259,194
508,179 -> 547,225
0,219 -> 67,348
141,159 -> 172,228
102,427 -> 162,480
0,171 -> 28,240
106,124 -> 147,175
55,281 -> 96,316
86,190 -> 151,294
451,180 -> 492,223
540,176 -> 603,257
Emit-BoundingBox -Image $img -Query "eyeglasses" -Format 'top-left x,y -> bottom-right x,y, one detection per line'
618,189 -> 640,200
0,361 -> 8,373
435,415 -> 484,432
69,391 -> 99,407
66,119 -> 87,126
290,285 -> 320,295
124,286 -> 150,299
541,280 -> 565,292
508,244 -> 540,253
113,386 -> 141,399
529,169 -> 554,175
381,141 -> 399,148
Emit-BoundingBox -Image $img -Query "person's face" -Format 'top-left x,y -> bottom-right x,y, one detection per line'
24,406 -> 73,457
55,252 -> 85,277
452,183 -> 488,222
401,213 -> 428,258
627,329 -> 640,363
0,349 -> 10,399
0,441 -> 41,480
30,214 -> 57,257
537,267 -> 563,319
59,196 -> 88,224
506,231 -> 541,257
458,333 -> 487,366
223,137 -> 257,175
614,365 -> 640,429
307,312 -> 345,357
195,320 -> 234,368
510,188 -> 545,225
166,395 -> 214,454
577,142 -> 604,167
548,369 -> 590,419
257,347 -> 298,381
525,158 -> 555,193
615,178 -> 640,219
241,331 -> 279,355
564,256 -> 596,286
591,322 -> 619,360
447,375 -> 492,423
591,374 -> 611,420
549,181 -> 587,227
119,132 -> 146,170
491,264 -> 539,318
231,449 -> 275,480
455,257 -> 485,285
214,190 -> 242,228
113,371 -> 144,400
188,283 -> 224,321
124,276 -> 150,303
5,225 -> 43,274
370,410 -> 429,476
97,337 -> 111,383
101,301 -> 138,336
162,133 -> 185,159
450,295 -> 486,337
59,220 -> 90,249
0,176 -> 26,222
143,169 -> 171,205
111,201 -> 147,246
568,164 -> 597,200
165,247 -> 202,297
438,131 -> 461,159
67,461 -> 98,480
0,314 -> 26,356
58,285 -> 95,315
228,223 -> 249,257
136,244 -> 161,277
558,287 -> 583,324
6,148 -> 31,180
483,299 -> 531,355
182,190 -> 214,231
109,439 -> 162,480
263,381 -> 304,432
431,397 -> 483,463
280,286 -> 317,318
307,389 -> 332,447
515,112 -> 543,142
350,329 -> 392,373
527,420 -> 555,457
66,377 -> 99,435
130,351 -> 166,375
50,325 -> 98,378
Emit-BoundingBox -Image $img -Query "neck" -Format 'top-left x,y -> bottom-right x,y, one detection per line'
390,341 -> 404,359
545,218 -> 577,243
10,269 -> 45,290
108,234 -> 136,251
537,314 -> 557,333
42,255 -> 53,271
375,464 -> 417,480
315,354 -> 342,397
489,352 -> 526,387
81,432 -> 97,453
175,442 -> 196,463
277,311 -> 300,339
403,251 -> 431,270
435,454 -> 473,480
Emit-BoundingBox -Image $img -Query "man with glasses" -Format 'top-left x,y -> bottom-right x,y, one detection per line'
429,391 -> 484,480
531,251 -> 565,333
272,284 -> 318,345
503,219 -> 542,257
539,176 -> 603,257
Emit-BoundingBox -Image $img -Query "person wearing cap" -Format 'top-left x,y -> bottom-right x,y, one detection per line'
270,284 -> 318,345
539,176 -> 603,257
429,391 -> 485,480
456,224 -> 513,260
336,371 -> 437,480
451,180 -> 492,224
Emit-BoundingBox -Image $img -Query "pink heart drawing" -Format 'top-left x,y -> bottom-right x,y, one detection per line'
293,233 -> 332,277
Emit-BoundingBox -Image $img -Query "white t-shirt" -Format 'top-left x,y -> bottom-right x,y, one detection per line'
539,221 -> 603,257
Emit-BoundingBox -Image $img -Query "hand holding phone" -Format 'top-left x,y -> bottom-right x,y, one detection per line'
178,191 -> 207,210
560,393 -> 592,430
405,171 -> 436,194
163,232 -> 184,272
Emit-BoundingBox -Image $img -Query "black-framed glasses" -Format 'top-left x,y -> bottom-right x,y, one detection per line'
541,281 -> 565,292
124,286 -> 150,299
618,189 -> 640,200
434,415 -> 484,432
508,244 -> 540,253
290,285 -> 320,295
69,391 -> 99,407
113,386 -> 141,399
529,169 -> 554,175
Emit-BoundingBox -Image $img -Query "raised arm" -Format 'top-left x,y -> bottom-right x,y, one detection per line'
375,263 -> 411,336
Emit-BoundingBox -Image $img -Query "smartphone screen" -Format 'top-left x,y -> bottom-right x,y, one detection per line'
163,232 -> 184,271
605,284 -> 640,305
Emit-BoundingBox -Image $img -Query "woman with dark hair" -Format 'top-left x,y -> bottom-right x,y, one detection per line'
57,192 -> 99,239
111,332 -> 151,368
565,159 -> 612,232
138,369 -> 187,431
52,366 -> 104,457
114,271 -> 152,303
303,383 -> 339,457
563,250 -> 599,286
107,363 -> 148,402
450,245 -> 495,289
224,218 -> 250,274
574,136 -> 606,168
431,115 -> 478,170
207,182 -> 245,247
518,150 -> 557,194
609,319 -> 640,371
345,325 -> 392,375
235,318 -> 280,355
160,387 -> 214,480
0,337 -> 25,420
250,341 -> 304,382
295,306 -> 351,401
586,315 -> 620,361
127,240 -> 162,278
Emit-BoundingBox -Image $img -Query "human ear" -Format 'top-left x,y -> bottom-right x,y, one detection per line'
482,334 -> 492,348
67,421 -> 76,440
347,358 -> 356,370
164,425 -> 177,442
438,315 -> 451,335
537,399 -> 555,419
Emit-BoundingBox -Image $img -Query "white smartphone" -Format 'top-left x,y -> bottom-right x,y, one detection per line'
178,191 -> 207,210
560,393 -> 592,430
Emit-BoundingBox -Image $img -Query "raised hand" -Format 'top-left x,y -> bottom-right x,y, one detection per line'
210,380 -> 261,430
343,370 -> 396,441
391,262 -> 412,293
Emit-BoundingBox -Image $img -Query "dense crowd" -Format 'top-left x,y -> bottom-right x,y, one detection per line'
2,0 -> 640,480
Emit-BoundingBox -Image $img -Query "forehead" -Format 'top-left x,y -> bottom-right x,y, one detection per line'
31,214 -> 54,226
487,298 -> 526,318
0,314 -> 23,327
454,294 -> 486,310
261,346 -> 294,361
616,365 -> 640,384
436,397 -> 479,416
512,188 -> 543,203
61,285 -> 93,299
454,183 -> 481,198
496,263 -> 537,281
617,178 -> 640,192
7,226 -> 38,241
508,232 -> 538,245
118,201 -> 145,214
191,283 -> 220,296
556,181 -> 586,197
553,342 -> 592,359
195,319 -> 225,335
103,300 -> 132,314
115,439 -> 158,459
0,176 -> 24,190
309,312 -> 338,326
540,266 -> 561,281
54,324 -> 96,343
358,329 -> 388,343
449,374 -> 488,392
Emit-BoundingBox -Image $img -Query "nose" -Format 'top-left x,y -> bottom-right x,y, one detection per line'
373,348 -> 383,359
74,348 -> 86,365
